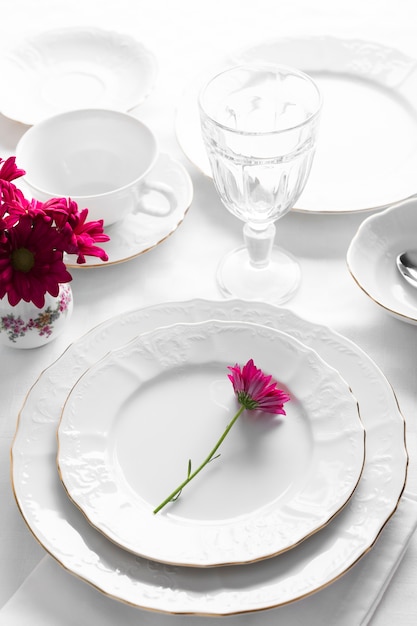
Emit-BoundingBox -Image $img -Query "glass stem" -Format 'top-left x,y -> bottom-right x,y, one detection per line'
243,223 -> 276,269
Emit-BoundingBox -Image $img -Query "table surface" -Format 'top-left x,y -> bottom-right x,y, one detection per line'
0,1 -> 416,624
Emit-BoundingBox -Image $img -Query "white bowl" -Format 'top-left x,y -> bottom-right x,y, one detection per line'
16,109 -> 160,226
347,196 -> 417,324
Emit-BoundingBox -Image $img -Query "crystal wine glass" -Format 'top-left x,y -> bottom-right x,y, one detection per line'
199,64 -> 322,303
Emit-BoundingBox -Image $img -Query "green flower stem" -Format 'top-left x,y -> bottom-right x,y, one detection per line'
153,404 -> 245,514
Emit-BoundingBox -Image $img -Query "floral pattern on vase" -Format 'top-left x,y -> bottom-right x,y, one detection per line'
0,283 -> 73,349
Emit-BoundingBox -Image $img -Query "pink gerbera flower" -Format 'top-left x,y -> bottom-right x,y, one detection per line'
41,198 -> 109,263
4,194 -> 110,263
64,205 -> 110,263
40,196 -> 79,230
153,359 -> 290,514
1,154 -> 110,309
227,358 -> 290,414
0,157 -> 26,227
0,156 -> 25,182
1,187 -> 49,228
0,213 -> 72,308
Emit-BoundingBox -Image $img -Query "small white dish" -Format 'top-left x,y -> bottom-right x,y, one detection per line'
347,196 -> 417,324
57,320 -> 364,567
176,36 -> 417,213
0,27 -> 158,125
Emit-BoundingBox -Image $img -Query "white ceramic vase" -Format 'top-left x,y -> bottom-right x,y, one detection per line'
0,283 -> 73,349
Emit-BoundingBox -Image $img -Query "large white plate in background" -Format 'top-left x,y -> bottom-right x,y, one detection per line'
176,37 -> 417,213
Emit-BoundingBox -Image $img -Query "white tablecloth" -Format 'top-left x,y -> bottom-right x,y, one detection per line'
1,1 -> 417,624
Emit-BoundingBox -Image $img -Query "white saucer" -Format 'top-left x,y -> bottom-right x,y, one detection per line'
0,27 -> 158,125
347,196 -> 417,324
176,36 -> 417,213
65,153 -> 193,268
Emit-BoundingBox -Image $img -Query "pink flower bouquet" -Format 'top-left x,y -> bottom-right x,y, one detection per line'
0,156 -> 109,308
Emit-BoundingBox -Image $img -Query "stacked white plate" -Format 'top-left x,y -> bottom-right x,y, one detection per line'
11,299 -> 408,615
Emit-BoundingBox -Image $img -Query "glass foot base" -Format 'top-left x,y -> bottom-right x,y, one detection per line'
217,245 -> 301,304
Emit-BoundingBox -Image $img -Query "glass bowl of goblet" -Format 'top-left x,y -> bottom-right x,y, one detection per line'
199,64 -> 322,304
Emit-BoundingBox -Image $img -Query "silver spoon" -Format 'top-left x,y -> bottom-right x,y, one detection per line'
396,250 -> 417,287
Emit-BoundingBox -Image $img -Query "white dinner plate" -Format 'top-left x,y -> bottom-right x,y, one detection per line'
0,27 -> 158,125
11,300 -> 407,615
176,36 -> 417,213
57,320 -> 364,567
347,196 -> 417,324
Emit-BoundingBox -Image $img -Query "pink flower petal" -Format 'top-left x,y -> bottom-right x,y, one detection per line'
227,359 -> 290,414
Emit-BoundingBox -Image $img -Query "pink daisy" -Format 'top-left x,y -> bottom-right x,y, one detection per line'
0,156 -> 25,182
0,213 -> 72,308
227,358 -> 290,414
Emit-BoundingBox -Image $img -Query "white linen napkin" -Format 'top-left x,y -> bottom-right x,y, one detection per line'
1,495 -> 416,626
